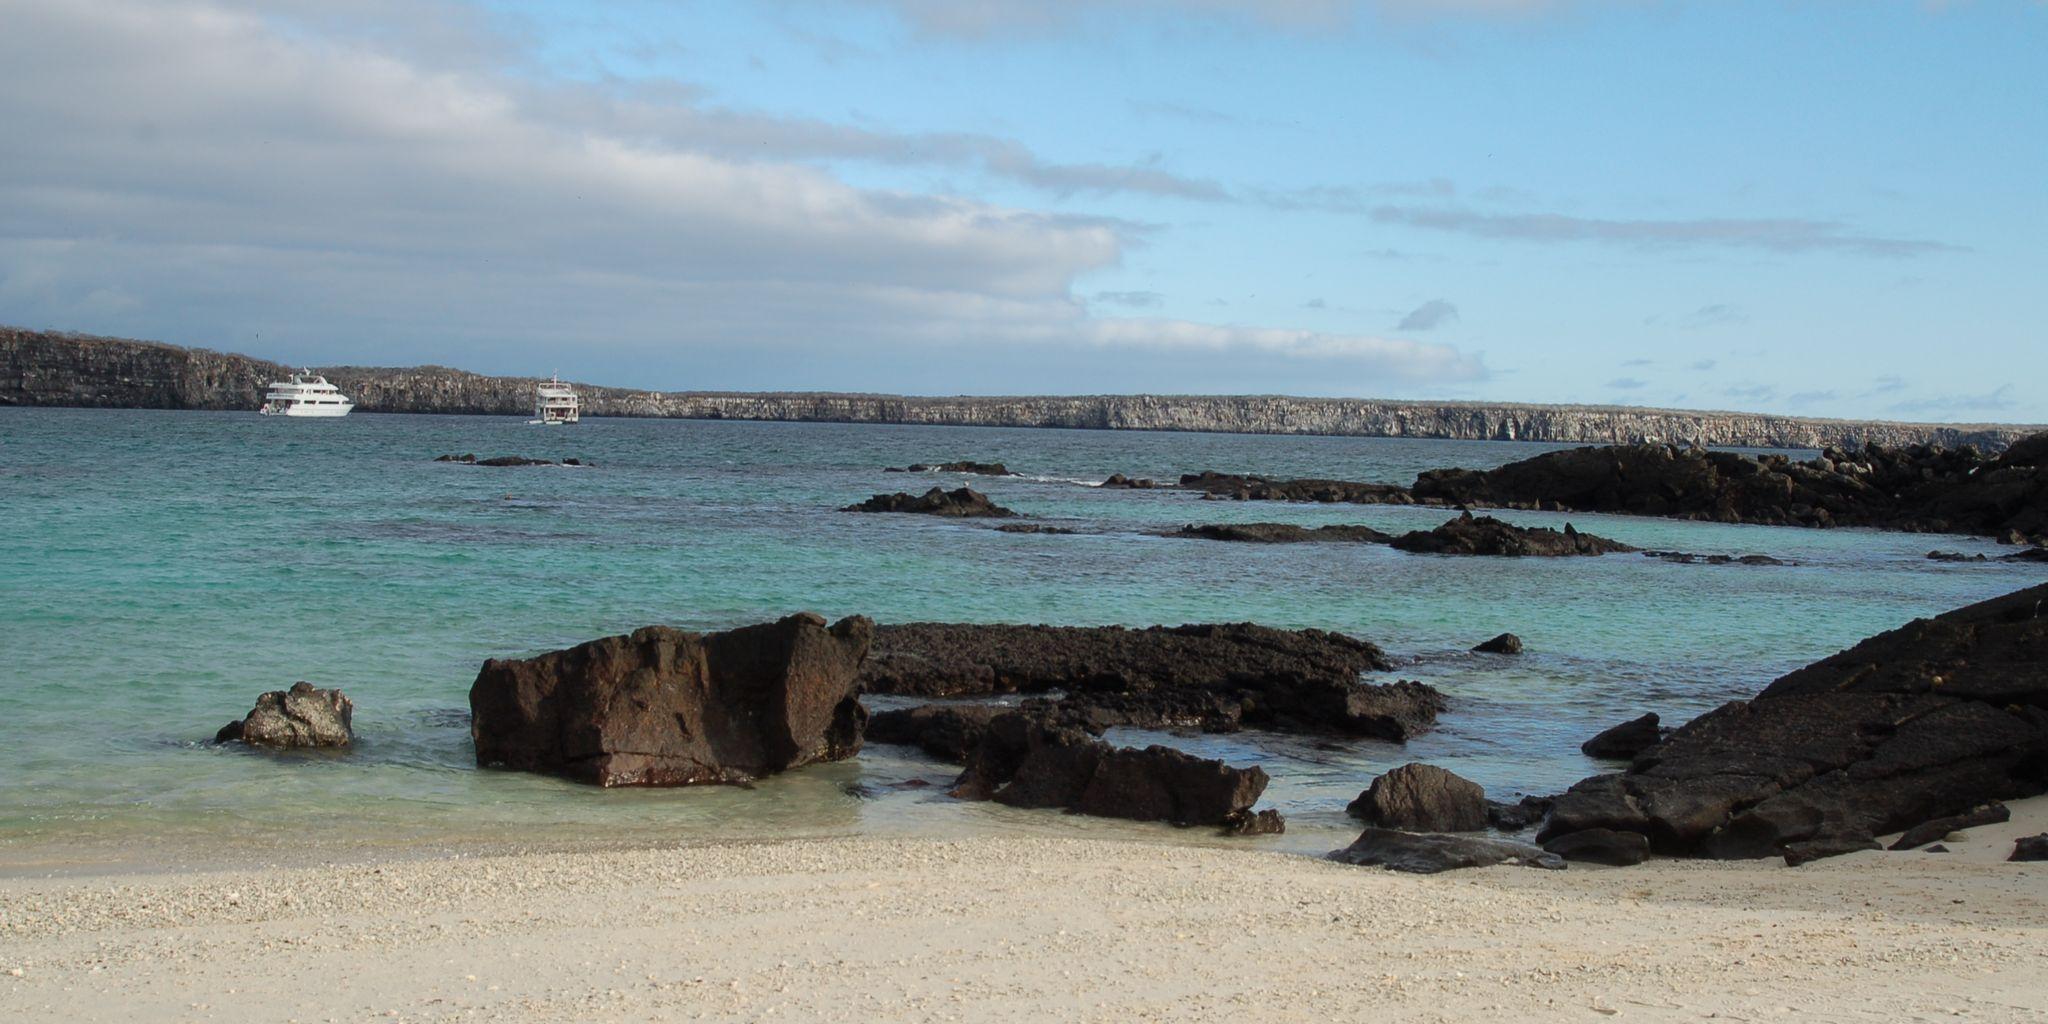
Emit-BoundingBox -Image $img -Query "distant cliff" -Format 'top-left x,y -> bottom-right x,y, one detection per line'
4,326 -> 2036,451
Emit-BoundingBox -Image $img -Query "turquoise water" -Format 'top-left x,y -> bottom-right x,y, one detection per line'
1,408 -> 2038,867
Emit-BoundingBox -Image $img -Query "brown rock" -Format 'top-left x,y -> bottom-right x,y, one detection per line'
469,613 -> 873,787
1347,763 -> 1489,832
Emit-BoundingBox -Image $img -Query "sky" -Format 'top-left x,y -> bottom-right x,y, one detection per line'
0,0 -> 2043,420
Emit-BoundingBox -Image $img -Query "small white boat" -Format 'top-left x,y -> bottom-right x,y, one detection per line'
259,371 -> 353,417
530,374 -> 580,425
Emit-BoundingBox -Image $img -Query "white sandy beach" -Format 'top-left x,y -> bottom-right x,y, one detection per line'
4,799 -> 2045,1024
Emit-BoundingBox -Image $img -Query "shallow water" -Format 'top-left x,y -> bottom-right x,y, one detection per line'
1,408 -> 2037,868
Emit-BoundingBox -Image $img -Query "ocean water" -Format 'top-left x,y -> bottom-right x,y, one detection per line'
1,408 -> 2038,869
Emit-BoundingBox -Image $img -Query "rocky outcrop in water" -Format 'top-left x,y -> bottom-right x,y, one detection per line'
435,454 -> 586,467
885,461 -> 1014,476
859,622 -> 1442,739
1390,513 -> 1637,557
1540,582 -> 2048,863
215,682 -> 355,748
948,712 -> 1271,828
842,487 -> 1017,518
1472,633 -> 1523,655
1414,441 -> 2048,542
469,612 -> 872,787
10,328 -> 2036,451
1185,434 -> 2048,542
1167,522 -> 1393,544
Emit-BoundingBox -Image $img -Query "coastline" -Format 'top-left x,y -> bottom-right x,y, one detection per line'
5,796 -> 2045,1023
6,328 -> 2039,450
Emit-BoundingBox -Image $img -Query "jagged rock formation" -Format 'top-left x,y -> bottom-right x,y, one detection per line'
1539,582 -> 2048,864
469,612 -> 873,787
841,487 -> 1017,518
6,327 -> 2035,451
215,682 -> 355,749
1389,514 -> 1637,557
1187,438 -> 2048,542
857,622 -> 1442,739
948,712 -> 1271,828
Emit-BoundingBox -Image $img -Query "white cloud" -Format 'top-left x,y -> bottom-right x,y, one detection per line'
0,0 -> 1488,389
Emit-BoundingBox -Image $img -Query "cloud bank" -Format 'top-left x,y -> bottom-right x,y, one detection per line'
0,0 -> 1484,389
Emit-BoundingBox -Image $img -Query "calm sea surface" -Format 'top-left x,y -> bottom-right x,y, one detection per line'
1,408 -> 2037,869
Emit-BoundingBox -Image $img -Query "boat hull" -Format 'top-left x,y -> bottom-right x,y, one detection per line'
260,404 -> 353,417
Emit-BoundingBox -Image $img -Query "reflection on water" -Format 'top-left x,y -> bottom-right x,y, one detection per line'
0,408 -> 2039,867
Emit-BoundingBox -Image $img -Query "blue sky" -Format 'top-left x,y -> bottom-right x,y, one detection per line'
1,0 -> 2043,420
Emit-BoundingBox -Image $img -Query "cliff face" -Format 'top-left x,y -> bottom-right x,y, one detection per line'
4,326 -> 2036,451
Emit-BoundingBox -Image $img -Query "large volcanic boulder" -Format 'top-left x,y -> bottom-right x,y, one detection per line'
1390,513 -> 1637,557
1328,828 -> 1565,874
948,712 -> 1269,827
859,622 -> 1443,739
1346,763 -> 1489,831
216,682 -> 355,748
842,487 -> 1017,518
1168,522 -> 1393,544
470,612 -> 873,787
1542,583 -> 2048,862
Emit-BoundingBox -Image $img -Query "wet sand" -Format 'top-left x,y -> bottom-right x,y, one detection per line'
4,797 -> 2045,1023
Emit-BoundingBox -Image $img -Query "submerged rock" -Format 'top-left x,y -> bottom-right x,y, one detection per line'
469,612 -> 872,787
1327,828 -> 1566,874
1643,551 -> 1788,566
995,523 -> 1077,535
949,713 -> 1269,827
1347,763 -> 1488,832
859,622 -> 1442,739
216,681 -> 355,749
842,487 -> 1018,518
1389,513 -> 1636,557
887,461 -> 1015,476
1168,522 -> 1392,544
1472,633 -> 1523,655
1543,582 -> 2048,863
434,453 -> 585,467
1580,713 -> 1664,760
1100,474 -> 1159,489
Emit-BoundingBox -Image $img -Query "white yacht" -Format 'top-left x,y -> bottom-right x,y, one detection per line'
531,374 -> 580,425
259,371 -> 354,417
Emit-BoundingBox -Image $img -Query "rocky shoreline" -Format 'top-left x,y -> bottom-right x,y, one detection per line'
1179,433 -> 2048,542
6,326 -> 2038,450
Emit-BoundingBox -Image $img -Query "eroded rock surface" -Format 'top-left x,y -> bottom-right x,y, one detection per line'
469,613 -> 872,786
949,713 -> 1270,827
1390,513 -> 1637,557
1328,828 -> 1566,874
842,487 -> 1017,518
216,682 -> 355,749
1542,583 -> 2048,863
859,622 -> 1442,739
1347,763 -> 1488,832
